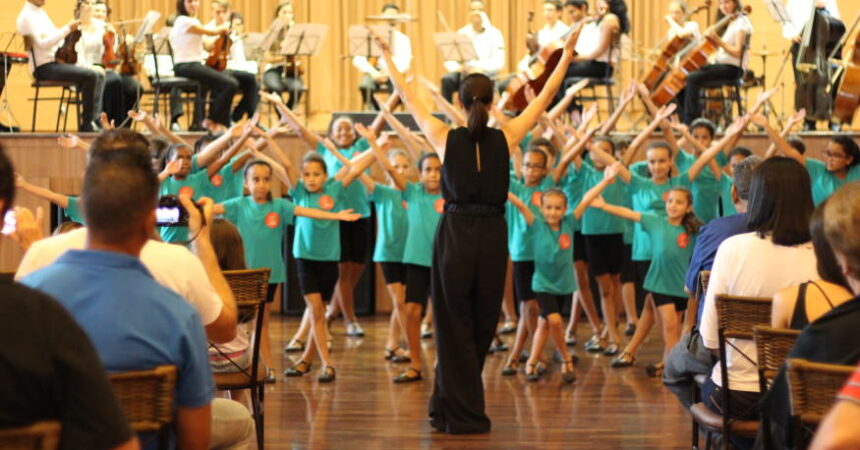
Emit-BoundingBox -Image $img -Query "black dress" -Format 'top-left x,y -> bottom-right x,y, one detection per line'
428,126 -> 510,434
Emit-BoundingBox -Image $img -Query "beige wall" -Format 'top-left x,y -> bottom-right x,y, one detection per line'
3,0 -> 860,130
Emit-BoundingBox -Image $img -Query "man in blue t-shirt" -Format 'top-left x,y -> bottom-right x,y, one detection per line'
662,155 -> 761,408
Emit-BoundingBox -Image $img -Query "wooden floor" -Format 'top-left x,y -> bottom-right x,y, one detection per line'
261,315 -> 689,448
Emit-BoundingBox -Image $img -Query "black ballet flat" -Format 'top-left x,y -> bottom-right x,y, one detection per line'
393,367 -> 422,383
525,362 -> 542,382
501,360 -> 520,376
561,360 -> 577,384
284,360 -> 312,377
384,346 -> 410,362
624,323 -> 637,336
318,365 -> 336,383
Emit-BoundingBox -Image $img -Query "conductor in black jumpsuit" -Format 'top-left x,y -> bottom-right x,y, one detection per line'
373,25 -> 583,434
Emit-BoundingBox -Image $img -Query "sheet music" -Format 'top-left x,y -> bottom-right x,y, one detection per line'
281,24 -> 330,56
347,25 -> 390,57
134,11 -> 162,44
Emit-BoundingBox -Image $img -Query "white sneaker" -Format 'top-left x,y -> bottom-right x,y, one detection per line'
421,323 -> 433,339
345,322 -> 365,337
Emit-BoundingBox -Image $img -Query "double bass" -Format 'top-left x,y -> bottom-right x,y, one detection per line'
640,2 -> 710,90
795,3 -> 845,122
503,20 -> 585,112
650,5 -> 751,107
832,17 -> 860,124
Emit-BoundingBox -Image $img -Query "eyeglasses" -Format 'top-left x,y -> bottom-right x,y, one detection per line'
522,163 -> 546,169
823,151 -> 847,159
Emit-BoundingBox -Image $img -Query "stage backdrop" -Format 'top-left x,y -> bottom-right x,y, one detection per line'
2,0 -> 860,131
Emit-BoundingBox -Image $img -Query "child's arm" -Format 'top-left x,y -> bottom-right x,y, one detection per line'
547,79 -> 590,121
588,195 -> 641,222
294,206 -> 361,222
212,203 -> 226,215
158,159 -> 182,183
205,120 -> 256,177
552,128 -> 597,184
195,122 -> 244,169
254,127 -> 299,185
573,164 -> 621,219
510,143 -> 524,181
360,124 -> 408,191
369,92 -> 401,137
261,90 -> 322,150
751,114 -> 806,166
15,174 -> 70,207
685,117 -> 745,181
621,103 -> 677,167
378,103 -> 426,160
507,192 -> 535,226
419,77 -> 467,128
636,82 -> 682,152
247,143 -> 293,189
764,109 -> 805,159
339,148 -> 376,188
57,134 -> 90,152
597,82 -> 636,136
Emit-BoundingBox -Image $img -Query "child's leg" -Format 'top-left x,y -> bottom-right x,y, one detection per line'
566,291 -> 582,338
501,258 -> 517,325
336,261 -> 364,324
306,292 -> 334,367
621,281 -> 638,327
547,312 -> 573,362
404,302 -> 423,372
568,260 -> 603,338
596,274 -> 623,345
656,302 -> 683,363
422,298 -> 433,328
290,307 -> 312,345
525,317 -> 549,368
384,282 -> 407,352
507,299 -> 538,364
620,294 -> 656,357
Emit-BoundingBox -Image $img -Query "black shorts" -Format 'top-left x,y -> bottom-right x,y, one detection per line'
405,264 -> 431,307
295,259 -> 339,302
573,230 -> 588,262
265,282 -> 280,304
582,233 -> 625,276
536,292 -> 571,318
380,262 -> 406,285
619,243 -> 636,284
512,261 -> 536,302
651,292 -> 688,312
339,218 -> 372,263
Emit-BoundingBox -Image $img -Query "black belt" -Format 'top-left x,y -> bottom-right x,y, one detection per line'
444,203 -> 505,217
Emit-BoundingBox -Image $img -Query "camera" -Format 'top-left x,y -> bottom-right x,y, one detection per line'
155,195 -> 202,227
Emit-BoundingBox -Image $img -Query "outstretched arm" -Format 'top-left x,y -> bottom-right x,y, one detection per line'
261,91 -> 323,150
750,114 -> 806,166
621,104 -> 677,167
552,128 -> 597,184
548,78 -> 590,121
764,108 -> 805,159
360,124 -> 408,191
507,192 -> 536,226
294,206 -> 361,222
15,174 -> 70,208
636,83 -> 682,152
57,134 -> 91,152
598,82 -> 637,136
419,77 -> 467,128
685,117 -> 745,181
574,164 -> 622,219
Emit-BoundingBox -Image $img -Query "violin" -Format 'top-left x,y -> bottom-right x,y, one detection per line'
640,3 -> 710,90
102,28 -> 119,69
55,29 -> 82,65
117,25 -> 141,76
650,5 -> 751,107
206,16 -> 233,71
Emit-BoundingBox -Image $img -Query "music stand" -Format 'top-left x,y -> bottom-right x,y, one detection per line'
348,25 -> 390,60
0,32 -> 24,132
433,32 -> 476,71
278,24 -> 328,124
134,11 -> 162,45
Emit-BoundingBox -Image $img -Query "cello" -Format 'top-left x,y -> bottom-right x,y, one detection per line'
650,5 -> 750,107
503,20 -> 585,112
831,16 -> 860,125
640,2 -> 710,90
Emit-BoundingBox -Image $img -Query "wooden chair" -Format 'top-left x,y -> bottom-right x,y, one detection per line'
108,365 -> 177,450
212,268 -> 270,450
786,358 -> 855,446
690,295 -> 771,449
0,421 -> 61,450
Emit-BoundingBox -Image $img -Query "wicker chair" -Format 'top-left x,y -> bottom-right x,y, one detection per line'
108,365 -> 177,450
786,358 -> 855,445
212,268 -> 270,449
690,295 -> 771,450
0,421 -> 61,450
753,326 -> 800,392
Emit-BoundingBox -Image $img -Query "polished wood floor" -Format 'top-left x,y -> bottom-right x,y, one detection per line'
260,315 -> 689,448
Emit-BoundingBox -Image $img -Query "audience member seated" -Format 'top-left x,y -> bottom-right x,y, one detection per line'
810,361 -> 860,450
760,182 -> 860,449
700,157 -> 818,449
0,145 -> 138,450
15,130 -> 239,345
20,143 -> 254,449
662,154 -> 760,408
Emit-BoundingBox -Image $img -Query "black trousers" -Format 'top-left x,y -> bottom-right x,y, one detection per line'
358,74 -> 392,110
102,71 -> 141,127
34,62 -> 105,127
173,62 -> 238,126
680,64 -> 743,124
228,69 -> 259,123
429,213 -> 507,434
441,72 -> 462,103
558,61 -> 612,111
262,68 -> 304,109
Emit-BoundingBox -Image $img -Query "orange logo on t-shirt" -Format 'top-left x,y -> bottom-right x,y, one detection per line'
179,186 -> 194,197
265,212 -> 280,228
559,233 -> 572,250
434,198 -> 445,214
677,232 -> 689,249
662,191 -> 670,202
402,200 -> 408,210
210,174 -> 223,187
318,195 -> 334,211
531,191 -> 543,207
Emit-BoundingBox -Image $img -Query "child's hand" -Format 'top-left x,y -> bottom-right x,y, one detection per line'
14,173 -> 26,187
590,195 -> 606,209
7,206 -> 44,251
604,162 -> 622,182
99,112 -> 115,130
165,159 -> 182,175
259,90 -> 284,105
581,104 -> 598,127
57,134 -> 82,149
354,123 -> 376,141
127,110 -> 148,122
335,209 -> 361,221
179,195 -> 213,237
788,108 -> 806,126
656,103 -> 677,121
524,85 -> 537,103
748,113 -> 769,128
566,78 -> 589,96
619,81 -> 636,104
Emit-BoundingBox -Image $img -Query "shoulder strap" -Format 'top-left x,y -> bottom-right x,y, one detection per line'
807,280 -> 836,309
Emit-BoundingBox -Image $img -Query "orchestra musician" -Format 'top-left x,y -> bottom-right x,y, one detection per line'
678,0 -> 752,124
665,0 -> 702,63
78,0 -> 142,128
16,0 -> 105,132
352,3 -> 412,111
439,1 -> 505,103
517,0 -> 569,73
782,0 -> 842,131
205,0 -> 259,125
261,1 -> 305,110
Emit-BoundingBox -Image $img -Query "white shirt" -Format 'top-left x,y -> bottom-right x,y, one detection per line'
783,0 -> 841,40
170,15 -> 205,64
353,28 -> 412,76
575,20 -> 616,64
444,22 -> 505,75
16,1 -> 73,72
516,21 -> 571,72
76,22 -> 108,68
202,20 -> 256,74
700,232 -> 818,392
713,15 -> 753,70
669,21 -> 702,65
15,228 -> 224,327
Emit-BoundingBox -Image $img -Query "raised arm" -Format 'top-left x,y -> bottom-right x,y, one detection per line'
57,134 -> 91,152
418,78 -> 467,128
548,78 -> 590,121
765,108 -> 804,159
621,104 -> 677,167
750,114 -> 806,166
503,25 -> 582,148
369,92 -> 402,137
507,192 -> 535,226
553,128 -> 597,184
598,82 -> 637,136
15,174 -> 70,208
372,29 -> 449,157
574,164 -> 622,219
261,91 -> 322,149
358,123 -> 407,191
636,83 -> 682,152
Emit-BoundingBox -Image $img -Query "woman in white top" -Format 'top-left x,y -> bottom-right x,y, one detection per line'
699,157 -> 818,447
204,1 -> 259,124
77,0 -> 141,127
169,0 -> 237,132
260,1 -> 305,110
680,0 -> 752,124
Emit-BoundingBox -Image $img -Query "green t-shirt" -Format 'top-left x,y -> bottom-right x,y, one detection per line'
316,138 -> 372,218
806,158 -> 860,206
65,196 -> 85,224
719,174 -> 736,217
371,184 -> 408,263
506,177 -> 555,262
689,152 -> 727,224
402,182 -> 443,267
290,179 -> 345,261
580,162 -> 626,235
203,156 -> 245,204
222,196 -> 295,283
640,213 -> 696,298
626,172 -> 691,261
530,214 -> 577,295
559,168 -> 583,232
158,171 -> 210,244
